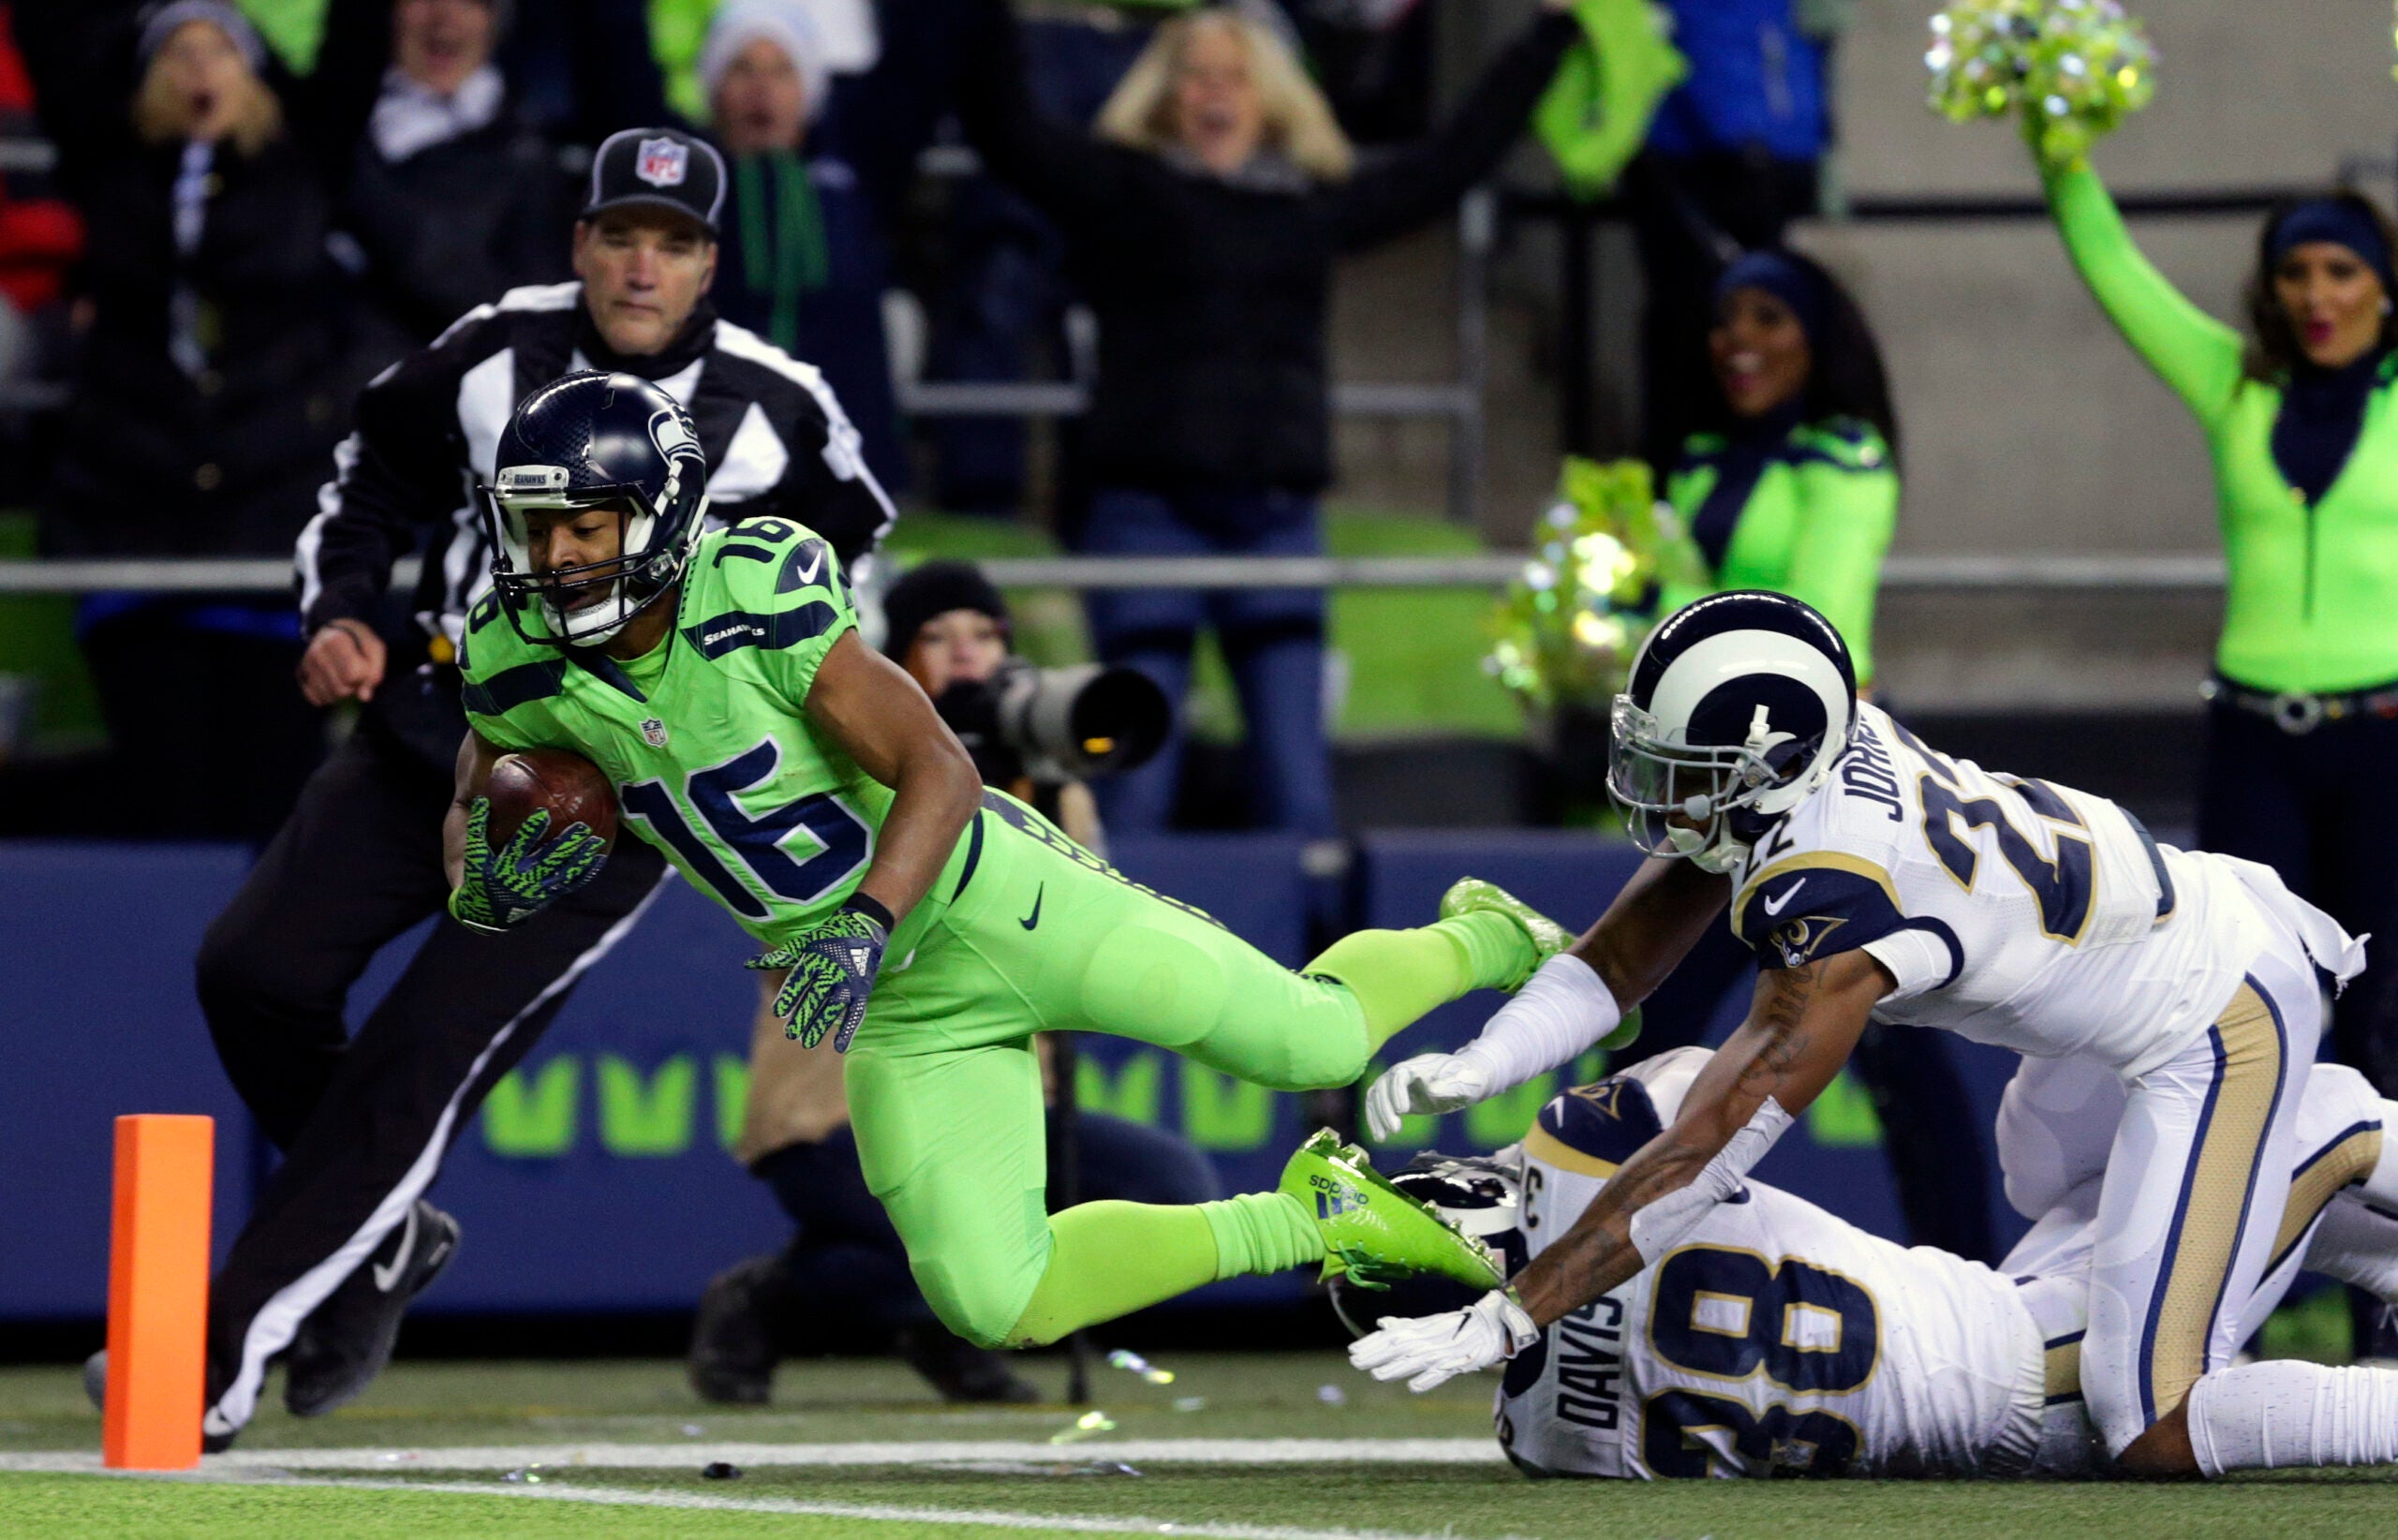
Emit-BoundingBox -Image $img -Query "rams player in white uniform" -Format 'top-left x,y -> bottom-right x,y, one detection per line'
1352,592 -> 2395,1477
1422,1047 -> 2398,1479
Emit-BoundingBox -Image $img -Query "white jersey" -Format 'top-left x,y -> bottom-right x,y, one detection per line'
1727,703 -> 2285,1078
1496,1054 -> 2396,1481
1493,1057 -> 2059,1479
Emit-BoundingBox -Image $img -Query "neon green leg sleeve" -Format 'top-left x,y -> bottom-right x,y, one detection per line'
1006,1193 -> 1322,1347
1305,912 -> 1532,1051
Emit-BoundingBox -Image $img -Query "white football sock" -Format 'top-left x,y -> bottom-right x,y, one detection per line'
2185,1359 -> 2398,1475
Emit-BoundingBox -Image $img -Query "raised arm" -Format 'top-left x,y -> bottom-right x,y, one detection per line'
2044,155 -> 2245,424
1329,8 -> 1578,252
948,0 -> 1129,233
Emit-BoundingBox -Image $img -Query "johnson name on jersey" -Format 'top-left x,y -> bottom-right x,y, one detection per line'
1495,1053 -> 2059,1480
460,519 -> 958,950
1725,703 -> 2272,1078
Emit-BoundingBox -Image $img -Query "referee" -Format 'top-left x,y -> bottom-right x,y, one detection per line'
171,128 -> 894,1447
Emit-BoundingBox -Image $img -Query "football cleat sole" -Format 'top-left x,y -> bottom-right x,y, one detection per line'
1280,1129 -> 1504,1293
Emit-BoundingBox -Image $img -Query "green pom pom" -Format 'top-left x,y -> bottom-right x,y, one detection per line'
1925,0 -> 2156,166
1485,458 -> 1701,715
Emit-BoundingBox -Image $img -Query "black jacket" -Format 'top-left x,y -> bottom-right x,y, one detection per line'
19,2 -> 389,557
297,285 -> 896,763
958,3 -> 1576,496
345,105 -> 574,354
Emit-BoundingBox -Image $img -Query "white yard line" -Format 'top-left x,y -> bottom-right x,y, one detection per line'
0,1436 -> 1502,1475
7,1467 -> 1531,1540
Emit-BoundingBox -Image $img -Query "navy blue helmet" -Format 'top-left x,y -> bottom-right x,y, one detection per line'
482,370 -> 709,647
1609,591 -> 1857,871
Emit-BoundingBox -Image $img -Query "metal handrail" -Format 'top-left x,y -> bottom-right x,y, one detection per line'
0,552 -> 2230,595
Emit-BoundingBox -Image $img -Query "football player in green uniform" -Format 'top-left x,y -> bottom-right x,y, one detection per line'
446,371 -> 1567,1351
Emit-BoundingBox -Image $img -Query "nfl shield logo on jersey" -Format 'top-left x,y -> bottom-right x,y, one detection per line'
635,138 -> 688,188
641,718 -> 670,748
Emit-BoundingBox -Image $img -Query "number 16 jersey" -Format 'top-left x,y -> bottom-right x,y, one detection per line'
1727,702 -> 2274,1080
459,520 -> 968,952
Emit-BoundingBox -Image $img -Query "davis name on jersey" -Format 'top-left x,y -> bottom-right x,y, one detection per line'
1726,702 -> 2274,1078
459,519 -> 958,949
1497,1051 -> 2049,1480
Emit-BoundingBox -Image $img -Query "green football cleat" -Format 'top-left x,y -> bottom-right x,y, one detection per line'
1280,1129 -> 1505,1292
1440,877 -> 1574,990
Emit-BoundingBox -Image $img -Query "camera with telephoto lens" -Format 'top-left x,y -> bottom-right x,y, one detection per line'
932,660 -> 1171,786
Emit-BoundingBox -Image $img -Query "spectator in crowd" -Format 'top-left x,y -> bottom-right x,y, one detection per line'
1660,249 -> 1895,680
0,4 -> 82,383
345,0 -> 573,356
17,0 -> 384,841
1625,0 -> 1832,471
1624,244 -> 1991,1266
690,558 -> 1217,1407
956,0 -> 1579,839
2034,136 -> 2398,1358
698,0 -> 907,492
922,2 -> 1151,519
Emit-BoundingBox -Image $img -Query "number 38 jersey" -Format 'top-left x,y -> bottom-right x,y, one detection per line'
1728,702 -> 2274,1079
1496,1056 -> 2067,1480
459,519 -> 969,952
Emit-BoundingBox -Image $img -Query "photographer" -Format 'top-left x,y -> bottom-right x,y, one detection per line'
692,559 -> 1206,1405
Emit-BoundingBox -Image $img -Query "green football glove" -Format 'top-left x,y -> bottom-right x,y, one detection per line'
748,902 -> 889,1051
448,798 -> 609,934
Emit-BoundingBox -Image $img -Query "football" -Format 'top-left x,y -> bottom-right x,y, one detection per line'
484,748 -> 618,852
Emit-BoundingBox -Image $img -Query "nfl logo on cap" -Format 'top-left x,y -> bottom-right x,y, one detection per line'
635,138 -> 688,189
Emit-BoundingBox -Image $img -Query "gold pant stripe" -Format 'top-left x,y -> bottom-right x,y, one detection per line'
2043,1340 -> 2083,1403
2147,984 -> 2284,1421
2268,1127 -> 2386,1275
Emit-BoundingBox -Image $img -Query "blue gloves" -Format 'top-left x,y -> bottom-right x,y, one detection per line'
748,901 -> 889,1050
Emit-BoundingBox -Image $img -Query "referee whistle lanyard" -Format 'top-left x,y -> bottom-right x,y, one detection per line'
735,151 -> 830,359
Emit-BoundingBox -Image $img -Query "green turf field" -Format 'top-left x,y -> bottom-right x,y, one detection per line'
5,1353 -> 2396,1539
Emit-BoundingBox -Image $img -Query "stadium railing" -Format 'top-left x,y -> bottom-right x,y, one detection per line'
0,552 -> 2230,593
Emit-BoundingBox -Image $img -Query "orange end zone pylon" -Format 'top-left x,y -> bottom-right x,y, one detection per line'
102,1114 -> 214,1470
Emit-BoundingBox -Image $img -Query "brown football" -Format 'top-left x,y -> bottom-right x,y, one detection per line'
485,748 -> 618,852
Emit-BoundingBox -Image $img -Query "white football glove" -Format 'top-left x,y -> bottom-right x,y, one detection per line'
1364,1048 -> 1498,1142
1348,1289 -> 1540,1393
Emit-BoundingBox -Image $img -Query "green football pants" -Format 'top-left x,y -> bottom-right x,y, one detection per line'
843,794 -> 1528,1348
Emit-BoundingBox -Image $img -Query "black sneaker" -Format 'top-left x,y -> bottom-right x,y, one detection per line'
896,1325 -> 1042,1404
283,1201 -> 460,1418
688,1255 -> 792,1405
81,1350 -> 243,1452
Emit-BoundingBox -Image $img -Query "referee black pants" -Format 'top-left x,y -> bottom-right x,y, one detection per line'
193,717 -> 668,1432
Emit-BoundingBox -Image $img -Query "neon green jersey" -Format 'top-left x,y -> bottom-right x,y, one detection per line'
1662,416 -> 1899,685
458,518 -> 967,952
2048,159 -> 2398,694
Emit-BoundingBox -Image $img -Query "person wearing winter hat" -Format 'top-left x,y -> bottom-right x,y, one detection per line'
698,0 -> 907,491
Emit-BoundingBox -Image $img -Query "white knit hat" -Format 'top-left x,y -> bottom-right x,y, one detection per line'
699,0 -> 833,126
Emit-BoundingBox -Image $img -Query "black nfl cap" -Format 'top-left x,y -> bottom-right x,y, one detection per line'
582,127 -> 726,235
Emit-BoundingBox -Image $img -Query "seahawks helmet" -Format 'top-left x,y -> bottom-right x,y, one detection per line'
482,370 -> 709,648
1609,591 -> 1856,873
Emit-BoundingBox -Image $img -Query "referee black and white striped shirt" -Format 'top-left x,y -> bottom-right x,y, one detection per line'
293,279 -> 894,761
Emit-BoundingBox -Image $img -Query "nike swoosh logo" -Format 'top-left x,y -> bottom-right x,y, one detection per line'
1019,883 -> 1044,930
1762,879 -> 1807,917
373,1205 -> 420,1294
790,548 -> 825,587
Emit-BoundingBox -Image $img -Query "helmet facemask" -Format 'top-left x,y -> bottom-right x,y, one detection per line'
485,464 -> 705,648
1608,695 -> 1816,873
